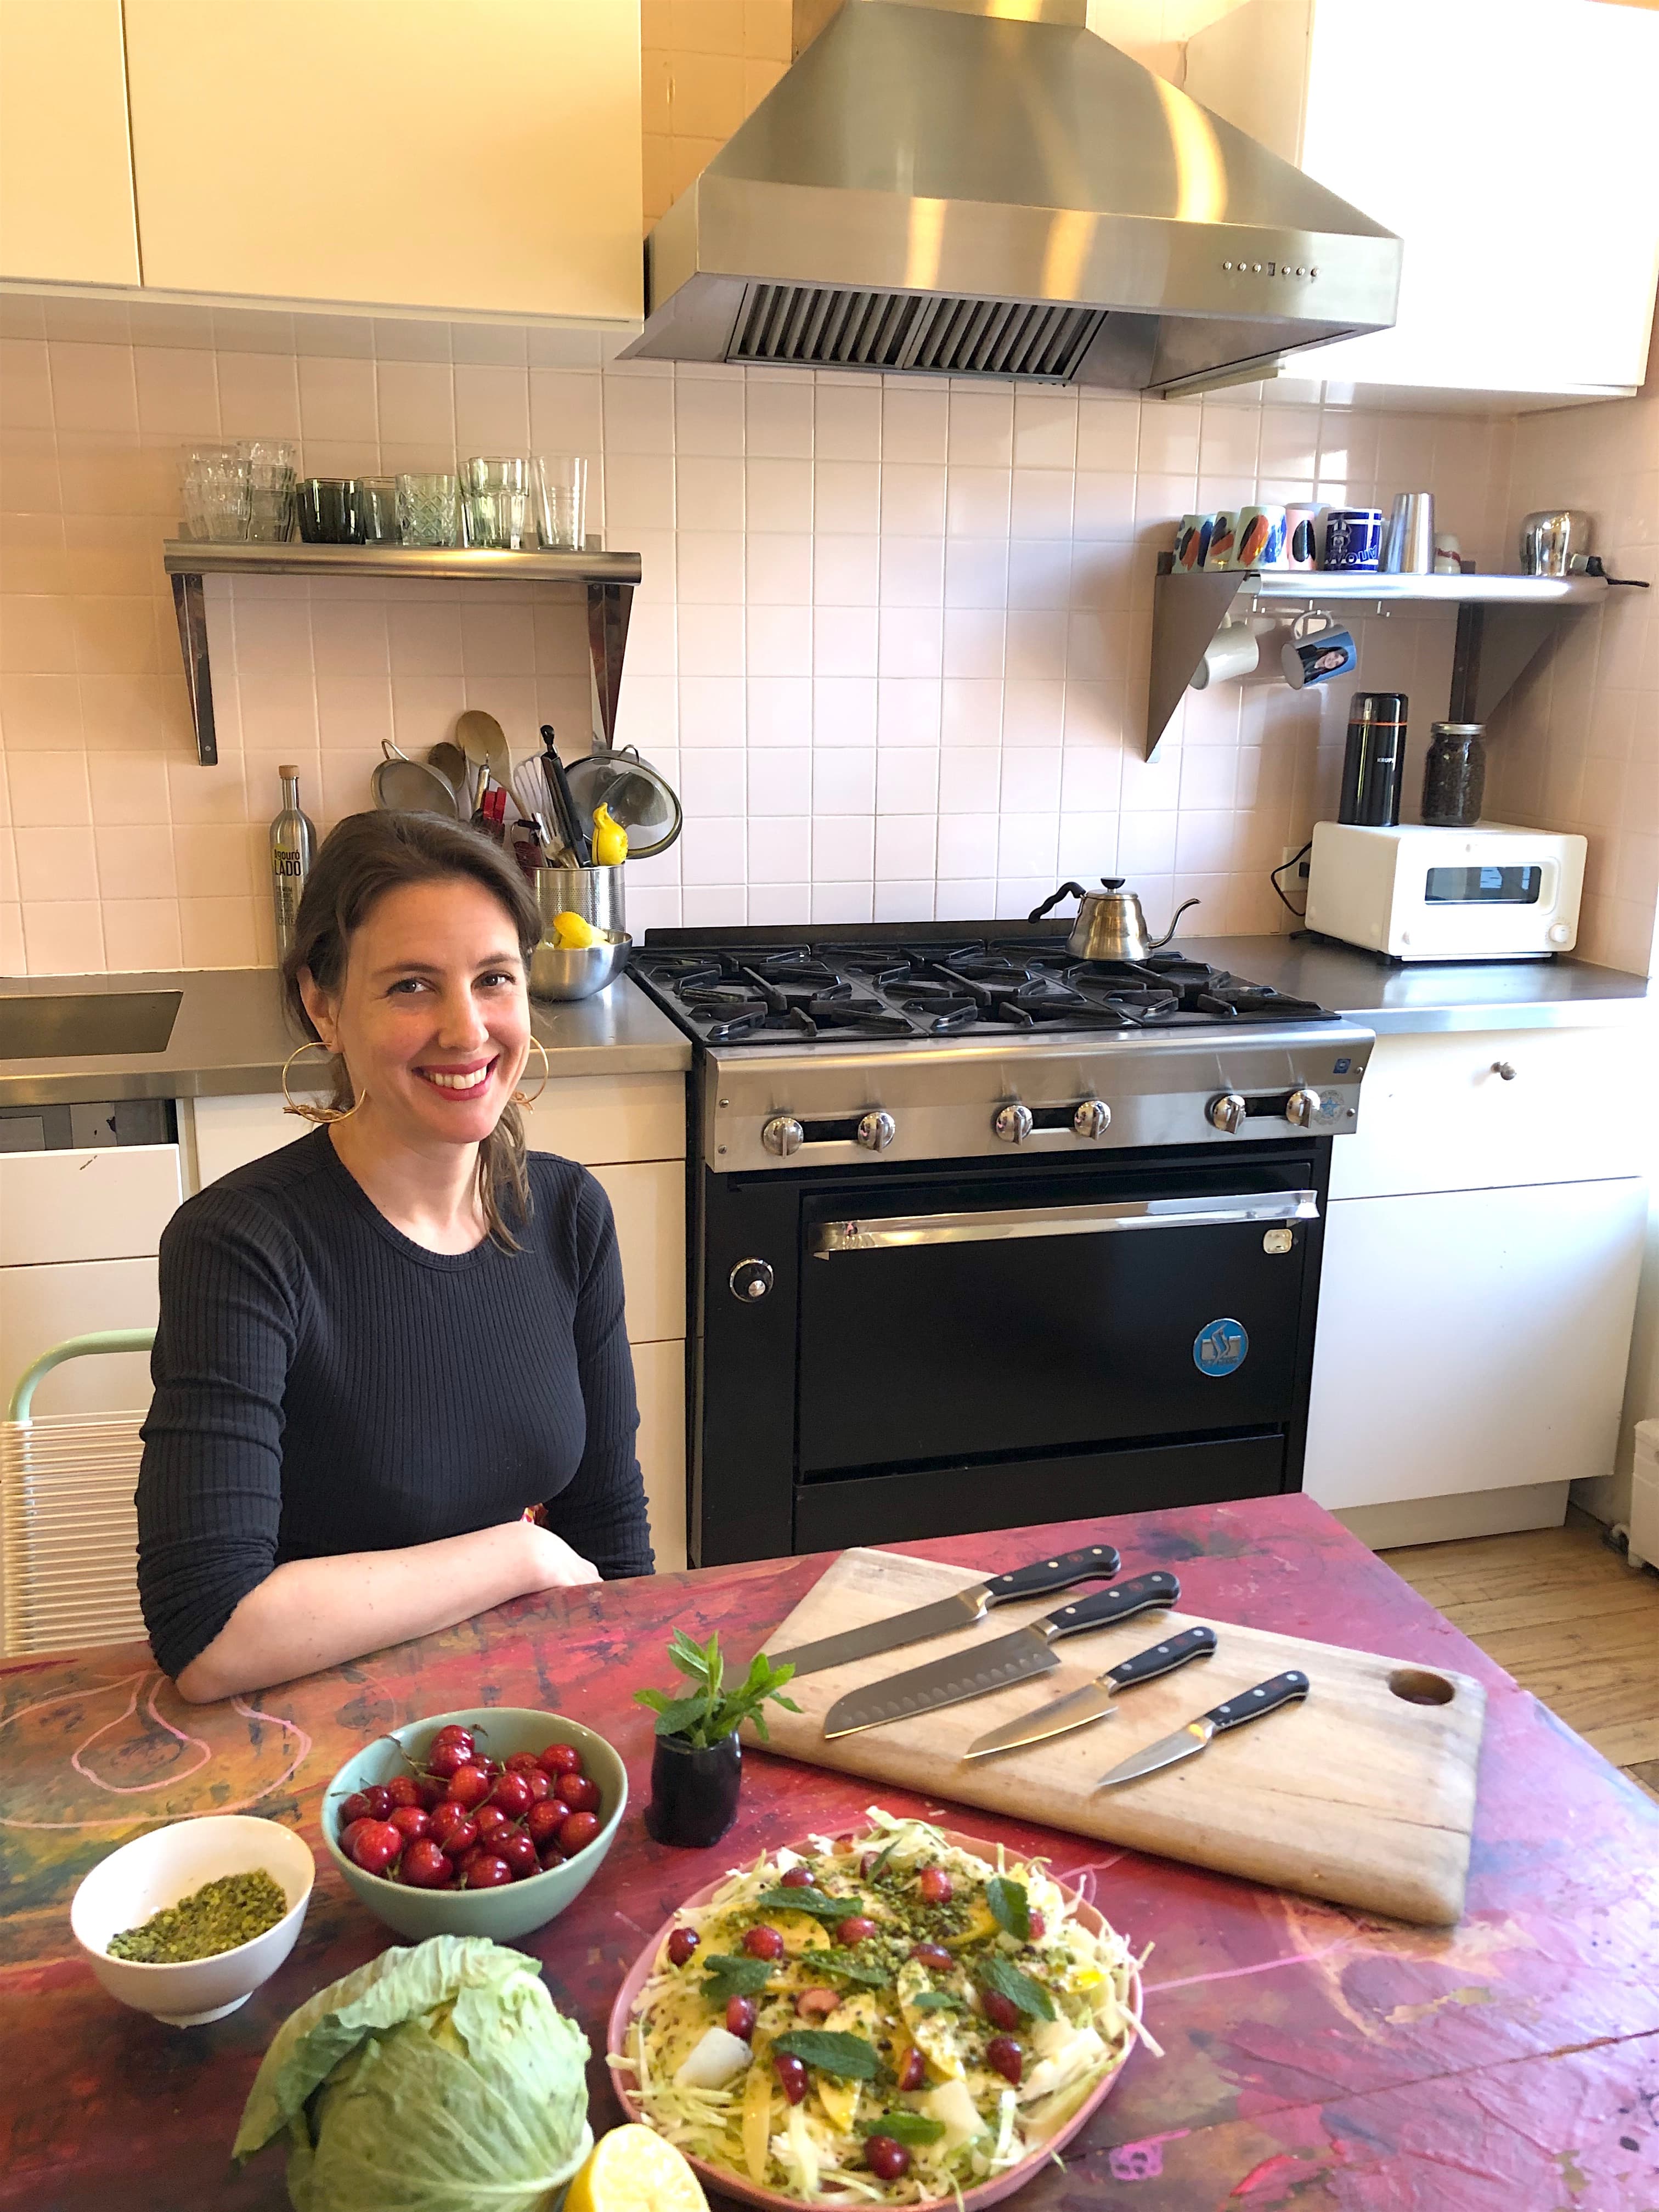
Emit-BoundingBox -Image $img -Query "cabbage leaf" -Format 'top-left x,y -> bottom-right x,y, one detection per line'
233,1934 -> 592,2212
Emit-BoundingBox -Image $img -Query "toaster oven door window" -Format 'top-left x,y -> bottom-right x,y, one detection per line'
1423,864 -> 1544,905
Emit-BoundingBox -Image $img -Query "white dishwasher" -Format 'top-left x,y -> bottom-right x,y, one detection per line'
0,1099 -> 180,1417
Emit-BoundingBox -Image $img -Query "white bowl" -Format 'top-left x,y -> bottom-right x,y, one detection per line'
70,1814 -> 314,2027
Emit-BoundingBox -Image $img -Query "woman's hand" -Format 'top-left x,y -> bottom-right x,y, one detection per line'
520,1519 -> 600,1590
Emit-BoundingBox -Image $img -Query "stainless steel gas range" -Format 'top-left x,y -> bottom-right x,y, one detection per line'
632,924 -> 1375,1567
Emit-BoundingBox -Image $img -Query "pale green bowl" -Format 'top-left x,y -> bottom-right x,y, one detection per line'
320,1707 -> 627,1942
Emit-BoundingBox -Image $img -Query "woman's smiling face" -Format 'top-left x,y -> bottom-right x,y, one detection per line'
300,877 -> 531,1150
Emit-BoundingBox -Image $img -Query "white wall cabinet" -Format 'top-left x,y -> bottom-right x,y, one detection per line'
121,0 -> 642,323
1305,1023 -> 1652,1541
0,0 -> 140,286
0,1256 -> 160,1418
1184,0 -> 1659,403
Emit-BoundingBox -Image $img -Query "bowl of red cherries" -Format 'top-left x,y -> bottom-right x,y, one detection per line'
320,1707 -> 627,1940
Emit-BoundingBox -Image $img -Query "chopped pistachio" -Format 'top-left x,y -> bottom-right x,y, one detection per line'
107,1869 -> 287,1963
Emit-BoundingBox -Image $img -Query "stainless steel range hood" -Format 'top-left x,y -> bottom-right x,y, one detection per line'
623,0 -> 1400,394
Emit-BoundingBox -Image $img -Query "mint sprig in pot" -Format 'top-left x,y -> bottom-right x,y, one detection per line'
636,1633 -> 798,1847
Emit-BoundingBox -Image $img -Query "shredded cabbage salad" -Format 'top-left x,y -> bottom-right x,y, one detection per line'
610,1811 -> 1155,2204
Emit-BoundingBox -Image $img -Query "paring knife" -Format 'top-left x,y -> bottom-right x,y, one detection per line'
769,1543 -> 1122,1681
822,1570 -> 1181,1739
964,1623 -> 1218,1759
1094,1668 -> 1311,1790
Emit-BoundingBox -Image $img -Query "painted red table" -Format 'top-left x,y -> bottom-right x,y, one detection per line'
2,1494 -> 1656,2212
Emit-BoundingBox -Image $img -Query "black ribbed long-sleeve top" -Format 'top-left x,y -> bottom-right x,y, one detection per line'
137,1128 -> 653,1680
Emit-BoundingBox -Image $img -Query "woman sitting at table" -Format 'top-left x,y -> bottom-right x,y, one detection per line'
138,810 -> 653,1704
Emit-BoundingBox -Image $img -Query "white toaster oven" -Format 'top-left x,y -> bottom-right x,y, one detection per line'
1305,822 -> 1587,961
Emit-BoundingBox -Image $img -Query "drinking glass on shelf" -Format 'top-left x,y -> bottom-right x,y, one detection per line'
296,477 -> 365,544
461,455 -> 532,550
532,453 -> 589,550
180,443 -> 251,542
396,471 -> 460,548
360,476 -> 400,544
240,439 -> 297,543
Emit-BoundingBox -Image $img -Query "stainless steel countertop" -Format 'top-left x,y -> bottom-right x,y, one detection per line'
0,967 -> 692,1108
1184,934 -> 1654,1034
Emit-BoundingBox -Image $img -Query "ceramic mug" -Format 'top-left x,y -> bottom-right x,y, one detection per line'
1189,620 -> 1260,691
1284,504 -> 1320,571
1175,512 -> 1214,571
1322,507 -> 1384,572
1282,612 -> 1358,690
1205,509 -> 1240,569
1236,504 -> 1288,568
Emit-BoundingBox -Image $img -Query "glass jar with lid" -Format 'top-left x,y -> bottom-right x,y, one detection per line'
1421,723 -> 1486,827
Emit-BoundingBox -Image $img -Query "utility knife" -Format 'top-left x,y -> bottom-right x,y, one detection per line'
769,1542 -> 1121,1681
1094,1669 -> 1311,1789
821,1570 -> 1181,1739
964,1623 -> 1218,1758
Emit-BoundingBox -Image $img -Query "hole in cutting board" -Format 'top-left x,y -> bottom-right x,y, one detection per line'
1387,1668 -> 1455,1706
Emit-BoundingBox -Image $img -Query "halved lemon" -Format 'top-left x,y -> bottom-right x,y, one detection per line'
564,2124 -> 709,2212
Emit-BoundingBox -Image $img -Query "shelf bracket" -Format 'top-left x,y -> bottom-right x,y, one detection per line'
1146,566 -> 1244,758
170,571 -> 217,766
1448,601 -> 1577,725
586,580 -> 634,750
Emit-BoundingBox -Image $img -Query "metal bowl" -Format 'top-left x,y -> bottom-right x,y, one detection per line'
529,928 -> 631,1002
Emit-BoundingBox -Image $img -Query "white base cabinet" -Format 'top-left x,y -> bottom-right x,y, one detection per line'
1305,1024 -> 1652,1538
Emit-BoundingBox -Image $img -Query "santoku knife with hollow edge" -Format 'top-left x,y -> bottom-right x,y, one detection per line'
1094,1668 -> 1311,1788
768,1543 -> 1122,1681
964,1623 -> 1218,1758
822,1570 -> 1181,1738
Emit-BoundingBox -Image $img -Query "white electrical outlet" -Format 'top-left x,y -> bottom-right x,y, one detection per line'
1280,846 -> 1311,879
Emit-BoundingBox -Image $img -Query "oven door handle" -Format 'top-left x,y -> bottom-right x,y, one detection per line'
810,1190 -> 1320,1256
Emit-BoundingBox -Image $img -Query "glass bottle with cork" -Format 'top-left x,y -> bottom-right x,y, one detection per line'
268,765 -> 315,959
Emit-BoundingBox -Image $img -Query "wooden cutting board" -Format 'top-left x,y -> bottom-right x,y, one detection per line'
744,1548 -> 1487,1926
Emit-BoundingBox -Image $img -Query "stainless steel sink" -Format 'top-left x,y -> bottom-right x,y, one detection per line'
0,991 -> 183,1058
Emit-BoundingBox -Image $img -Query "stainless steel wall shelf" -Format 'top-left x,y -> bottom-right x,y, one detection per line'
162,541 -> 643,765
1146,563 -> 1610,760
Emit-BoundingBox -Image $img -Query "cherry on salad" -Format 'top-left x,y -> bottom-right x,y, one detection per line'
666,1926 -> 700,1967
774,2053 -> 809,2106
865,2136 -> 911,2182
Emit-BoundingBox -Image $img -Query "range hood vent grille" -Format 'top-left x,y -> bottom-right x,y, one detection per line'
730,282 -> 1106,381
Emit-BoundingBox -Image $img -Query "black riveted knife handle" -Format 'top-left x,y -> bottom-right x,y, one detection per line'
1203,1669 -> 1311,1731
1039,1570 -> 1180,1642
1105,1623 -> 1217,1690
981,1544 -> 1121,1606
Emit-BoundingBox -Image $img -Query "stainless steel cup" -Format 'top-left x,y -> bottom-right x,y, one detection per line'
1382,490 -> 1436,574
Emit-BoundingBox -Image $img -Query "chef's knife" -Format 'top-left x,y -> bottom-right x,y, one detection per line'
1094,1669 -> 1311,1789
769,1542 -> 1121,1682
822,1570 -> 1180,1739
964,1623 -> 1218,1759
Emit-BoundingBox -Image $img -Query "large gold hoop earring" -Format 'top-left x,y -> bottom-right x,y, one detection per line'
512,1034 -> 550,1109
281,1041 -> 364,1125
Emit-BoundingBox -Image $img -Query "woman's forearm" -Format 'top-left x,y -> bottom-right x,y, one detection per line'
173,1520 -> 588,1703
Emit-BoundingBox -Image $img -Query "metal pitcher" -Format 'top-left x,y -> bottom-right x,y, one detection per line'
1029,878 -> 1200,963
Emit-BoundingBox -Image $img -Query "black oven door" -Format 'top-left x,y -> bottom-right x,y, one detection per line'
798,1162 -> 1315,1474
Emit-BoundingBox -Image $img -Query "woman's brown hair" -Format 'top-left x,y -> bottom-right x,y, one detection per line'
281,810 -> 544,1248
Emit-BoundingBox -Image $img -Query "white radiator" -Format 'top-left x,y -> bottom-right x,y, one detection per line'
0,1414 -> 147,1657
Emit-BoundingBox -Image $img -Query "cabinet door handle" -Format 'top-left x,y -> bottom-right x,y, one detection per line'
1492,1061 -> 1517,1081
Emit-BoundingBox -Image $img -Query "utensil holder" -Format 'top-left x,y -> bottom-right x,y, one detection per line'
534,862 -> 625,938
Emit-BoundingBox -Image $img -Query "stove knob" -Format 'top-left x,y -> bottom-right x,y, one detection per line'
1284,1087 -> 1322,1127
762,1114 -> 804,1156
856,1109 -> 896,1152
1073,1099 -> 1111,1140
993,1102 -> 1034,1145
730,1259 -> 775,1302
1208,1091 -> 1248,1135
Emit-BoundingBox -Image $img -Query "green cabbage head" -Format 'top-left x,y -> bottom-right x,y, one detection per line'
233,1934 -> 592,2212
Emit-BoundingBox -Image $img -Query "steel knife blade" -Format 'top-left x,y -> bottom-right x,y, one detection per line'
1094,1668 -> 1311,1788
821,1570 -> 1180,1739
768,1542 -> 1121,1681
963,1624 -> 1217,1758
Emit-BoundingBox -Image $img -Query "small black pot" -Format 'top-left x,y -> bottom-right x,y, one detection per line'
644,1730 -> 742,1848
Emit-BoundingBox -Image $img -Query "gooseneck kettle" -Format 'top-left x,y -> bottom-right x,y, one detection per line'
1029,878 -> 1200,963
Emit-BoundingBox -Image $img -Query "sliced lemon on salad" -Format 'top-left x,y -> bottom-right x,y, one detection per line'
565,2124 -> 708,2212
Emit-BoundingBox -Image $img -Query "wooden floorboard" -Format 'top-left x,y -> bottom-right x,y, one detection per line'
1380,1505 -> 1659,1805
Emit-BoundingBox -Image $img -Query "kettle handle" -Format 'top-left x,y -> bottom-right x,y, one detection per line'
1028,881 -> 1088,924
1149,896 -> 1201,950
